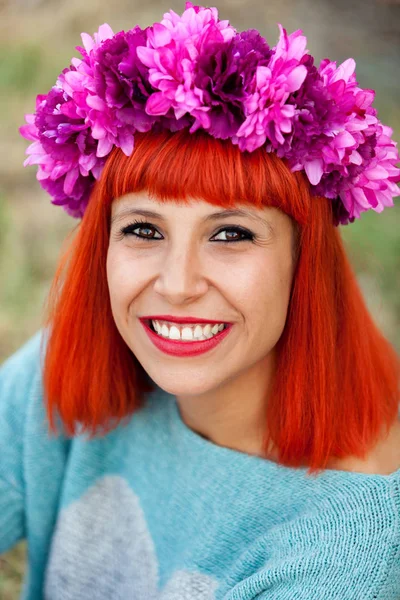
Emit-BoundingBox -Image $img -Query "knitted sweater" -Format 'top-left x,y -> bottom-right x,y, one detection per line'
0,331 -> 399,600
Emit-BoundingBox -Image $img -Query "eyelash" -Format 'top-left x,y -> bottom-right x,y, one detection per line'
119,219 -> 255,244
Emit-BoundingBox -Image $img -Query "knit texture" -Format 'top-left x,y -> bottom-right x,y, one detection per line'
0,331 -> 399,600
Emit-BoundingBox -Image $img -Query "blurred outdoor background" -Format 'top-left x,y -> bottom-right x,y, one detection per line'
0,0 -> 399,597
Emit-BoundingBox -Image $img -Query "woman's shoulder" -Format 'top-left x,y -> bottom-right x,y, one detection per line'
0,330 -> 46,404
324,417 -> 400,477
1,329 -> 46,377
224,457 -> 400,600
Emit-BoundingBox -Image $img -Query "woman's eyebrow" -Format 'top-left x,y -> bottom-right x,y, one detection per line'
111,207 -> 274,232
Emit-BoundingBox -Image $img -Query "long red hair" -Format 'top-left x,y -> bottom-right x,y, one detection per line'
41,128 -> 400,475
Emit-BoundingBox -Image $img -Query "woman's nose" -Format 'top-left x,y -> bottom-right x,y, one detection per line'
152,243 -> 208,304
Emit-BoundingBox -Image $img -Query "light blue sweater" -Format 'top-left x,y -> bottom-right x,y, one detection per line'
1,331 -> 399,600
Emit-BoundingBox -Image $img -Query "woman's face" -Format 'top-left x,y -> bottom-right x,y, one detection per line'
107,192 -> 297,399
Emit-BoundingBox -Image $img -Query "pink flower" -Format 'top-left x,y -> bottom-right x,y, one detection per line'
300,57 -> 400,222
339,125 -> 400,219
136,2 -> 236,132
234,24 -> 308,152
62,24 -> 136,157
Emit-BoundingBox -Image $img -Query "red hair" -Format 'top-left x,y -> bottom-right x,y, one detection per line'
42,128 -> 400,475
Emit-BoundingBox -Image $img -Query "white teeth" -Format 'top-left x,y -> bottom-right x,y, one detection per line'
182,327 -> 194,341
151,320 -> 227,342
193,325 -> 203,339
169,326 -> 180,340
203,324 -> 212,339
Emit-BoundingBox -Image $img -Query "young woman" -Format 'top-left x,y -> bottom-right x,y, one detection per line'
1,3 -> 399,598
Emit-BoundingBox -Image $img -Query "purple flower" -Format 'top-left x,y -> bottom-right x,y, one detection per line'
61,25 -> 138,158
281,57 -> 400,223
19,85 -> 104,217
136,2 -> 236,132
337,125 -> 400,223
234,24 -> 309,152
194,29 -> 272,139
93,28 -> 158,133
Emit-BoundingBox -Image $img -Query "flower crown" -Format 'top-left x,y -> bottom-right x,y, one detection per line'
19,2 -> 400,225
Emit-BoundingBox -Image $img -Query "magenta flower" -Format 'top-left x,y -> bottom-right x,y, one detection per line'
19,86 -> 104,218
19,25 -> 117,217
136,2 -> 236,132
194,29 -> 272,139
338,125 -> 400,221
93,28 -> 158,134
234,24 -> 308,152
62,24 -> 137,157
297,57 -> 400,223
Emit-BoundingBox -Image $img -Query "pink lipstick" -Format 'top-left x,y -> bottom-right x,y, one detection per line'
139,319 -> 233,357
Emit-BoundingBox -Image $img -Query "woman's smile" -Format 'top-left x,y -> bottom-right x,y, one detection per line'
139,318 -> 234,357
146,318 -> 227,339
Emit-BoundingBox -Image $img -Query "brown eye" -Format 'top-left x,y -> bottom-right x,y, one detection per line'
212,227 -> 254,243
120,221 -> 162,240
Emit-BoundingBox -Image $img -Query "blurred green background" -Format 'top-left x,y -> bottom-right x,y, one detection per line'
0,0 -> 399,597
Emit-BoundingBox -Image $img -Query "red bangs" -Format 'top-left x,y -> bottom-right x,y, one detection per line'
101,129 -> 310,226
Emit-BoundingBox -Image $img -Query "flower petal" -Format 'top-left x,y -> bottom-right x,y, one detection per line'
19,123 -> 38,141
285,65 -> 307,93
333,131 -> 357,149
145,92 -> 172,116
63,167 -> 79,195
118,131 -> 135,156
152,23 -> 172,47
364,165 -> 389,180
136,46 -> 157,68
96,137 -> 113,157
304,159 -> 324,185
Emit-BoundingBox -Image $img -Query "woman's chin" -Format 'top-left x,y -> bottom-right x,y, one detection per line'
139,368 -> 219,399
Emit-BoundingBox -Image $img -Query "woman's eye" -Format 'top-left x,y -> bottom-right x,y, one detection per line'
119,220 -> 254,244
212,228 -> 254,243
120,221 -> 162,240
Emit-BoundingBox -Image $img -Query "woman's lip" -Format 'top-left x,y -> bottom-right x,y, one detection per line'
140,319 -> 233,357
140,315 -> 230,325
